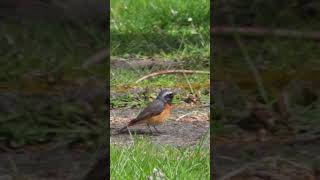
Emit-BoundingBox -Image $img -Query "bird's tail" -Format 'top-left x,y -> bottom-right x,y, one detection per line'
118,125 -> 128,134
118,119 -> 136,134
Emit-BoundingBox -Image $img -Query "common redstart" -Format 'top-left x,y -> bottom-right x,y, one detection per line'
119,90 -> 175,134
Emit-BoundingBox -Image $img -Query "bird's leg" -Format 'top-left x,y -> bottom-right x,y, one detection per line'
153,125 -> 161,134
147,124 -> 153,134
118,125 -> 128,134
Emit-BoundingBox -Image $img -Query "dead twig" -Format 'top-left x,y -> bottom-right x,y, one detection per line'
277,158 -> 312,172
175,111 -> 208,121
81,49 -> 108,69
218,156 -> 279,180
219,163 -> 251,180
285,134 -> 320,145
212,27 -> 320,40
230,23 -> 269,104
216,155 -> 239,162
135,70 -> 209,83
176,111 -> 197,121
250,170 -> 290,180
111,58 -> 180,69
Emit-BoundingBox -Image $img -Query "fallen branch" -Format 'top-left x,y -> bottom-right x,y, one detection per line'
250,170 -> 289,180
135,70 -> 209,83
216,155 -> 239,162
277,158 -> 312,172
219,164 -> 250,180
81,49 -> 108,69
285,134 -> 320,145
218,156 -> 279,180
212,27 -> 320,40
111,58 -> 180,69
176,111 -> 198,121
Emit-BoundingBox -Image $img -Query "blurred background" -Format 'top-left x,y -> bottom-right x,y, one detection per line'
0,0 -> 107,179
213,0 -> 320,179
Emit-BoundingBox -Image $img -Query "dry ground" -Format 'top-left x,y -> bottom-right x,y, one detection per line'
110,105 -> 210,147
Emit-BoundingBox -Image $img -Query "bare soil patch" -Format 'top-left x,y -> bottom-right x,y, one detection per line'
214,131 -> 320,179
110,105 -> 210,147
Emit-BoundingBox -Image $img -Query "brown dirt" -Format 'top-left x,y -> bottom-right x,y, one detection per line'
0,104 -> 209,180
0,147 -> 102,180
213,130 -> 320,179
110,105 -> 210,147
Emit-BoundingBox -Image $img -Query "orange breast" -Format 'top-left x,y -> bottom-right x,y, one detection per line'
147,104 -> 172,125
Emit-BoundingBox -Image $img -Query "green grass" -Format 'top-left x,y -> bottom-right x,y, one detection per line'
110,68 -> 209,108
111,0 -> 209,32
110,0 -> 210,64
0,20 -> 106,82
215,37 -> 320,72
0,19 -> 107,147
0,98 -> 107,147
111,135 -> 210,180
110,0 -> 210,108
111,69 -> 209,89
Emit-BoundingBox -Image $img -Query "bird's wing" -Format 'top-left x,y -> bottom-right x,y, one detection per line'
129,100 -> 165,124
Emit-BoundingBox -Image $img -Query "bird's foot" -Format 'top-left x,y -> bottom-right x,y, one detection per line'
153,126 -> 163,134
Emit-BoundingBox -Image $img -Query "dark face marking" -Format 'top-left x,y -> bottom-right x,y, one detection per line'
157,90 -> 175,104
164,93 -> 174,101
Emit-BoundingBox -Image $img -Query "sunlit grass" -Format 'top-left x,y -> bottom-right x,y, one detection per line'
110,0 -> 210,110
111,135 -> 210,179
110,0 -> 210,64
111,0 -> 209,33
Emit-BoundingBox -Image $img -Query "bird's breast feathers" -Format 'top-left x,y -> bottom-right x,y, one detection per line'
147,103 -> 172,125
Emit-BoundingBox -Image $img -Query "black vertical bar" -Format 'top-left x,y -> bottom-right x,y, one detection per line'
82,0 -> 110,179
106,0 -> 111,179
210,0 -> 216,180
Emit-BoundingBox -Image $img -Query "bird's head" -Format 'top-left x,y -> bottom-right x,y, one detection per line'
157,90 -> 175,104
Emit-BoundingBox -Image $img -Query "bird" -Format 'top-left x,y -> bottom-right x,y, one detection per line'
237,98 -> 275,141
119,90 -> 175,134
